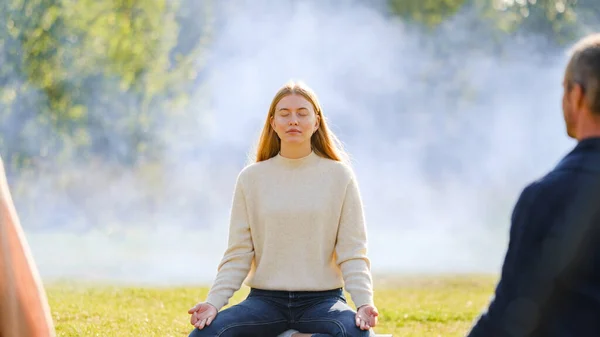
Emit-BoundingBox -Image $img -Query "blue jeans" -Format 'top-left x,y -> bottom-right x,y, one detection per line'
188,288 -> 372,337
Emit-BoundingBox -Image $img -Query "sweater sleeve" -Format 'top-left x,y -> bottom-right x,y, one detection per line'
335,175 -> 374,309
205,173 -> 254,311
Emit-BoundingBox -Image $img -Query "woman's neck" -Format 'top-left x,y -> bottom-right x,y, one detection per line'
279,143 -> 312,159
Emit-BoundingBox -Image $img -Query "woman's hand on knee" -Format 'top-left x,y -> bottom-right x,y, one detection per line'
188,302 -> 218,330
355,304 -> 379,330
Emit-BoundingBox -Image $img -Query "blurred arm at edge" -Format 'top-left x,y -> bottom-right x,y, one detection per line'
0,156 -> 56,337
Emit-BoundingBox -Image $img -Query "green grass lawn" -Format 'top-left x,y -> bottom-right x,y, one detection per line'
46,274 -> 498,337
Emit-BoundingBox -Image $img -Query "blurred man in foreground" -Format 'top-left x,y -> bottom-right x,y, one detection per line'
0,156 -> 55,337
466,33 -> 600,337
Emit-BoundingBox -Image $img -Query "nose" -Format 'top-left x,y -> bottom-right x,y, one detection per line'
288,116 -> 299,125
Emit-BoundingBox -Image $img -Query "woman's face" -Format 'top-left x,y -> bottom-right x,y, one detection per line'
271,94 -> 319,145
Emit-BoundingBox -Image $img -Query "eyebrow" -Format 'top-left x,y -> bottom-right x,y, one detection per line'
278,107 -> 309,111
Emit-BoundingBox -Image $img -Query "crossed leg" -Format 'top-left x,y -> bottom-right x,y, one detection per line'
290,297 -> 372,337
188,296 -> 289,337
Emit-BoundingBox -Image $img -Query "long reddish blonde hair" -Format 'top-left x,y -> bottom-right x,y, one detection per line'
254,81 -> 348,163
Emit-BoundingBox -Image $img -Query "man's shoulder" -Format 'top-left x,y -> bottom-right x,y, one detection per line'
533,145 -> 600,189
523,171 -> 574,202
519,159 -> 600,217
542,153 -> 600,191
553,140 -> 600,175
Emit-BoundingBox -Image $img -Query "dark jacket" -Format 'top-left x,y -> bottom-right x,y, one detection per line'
466,137 -> 600,337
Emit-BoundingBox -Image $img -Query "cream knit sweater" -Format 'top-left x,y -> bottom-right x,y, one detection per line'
205,151 -> 374,310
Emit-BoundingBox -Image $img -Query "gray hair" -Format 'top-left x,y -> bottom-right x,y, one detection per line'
566,33 -> 600,115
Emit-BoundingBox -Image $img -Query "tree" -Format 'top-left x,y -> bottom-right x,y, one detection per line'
0,0 -> 214,172
477,0 -> 579,44
388,0 -> 470,27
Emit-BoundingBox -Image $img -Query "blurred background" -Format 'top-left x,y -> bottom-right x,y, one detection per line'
1,0 -> 597,286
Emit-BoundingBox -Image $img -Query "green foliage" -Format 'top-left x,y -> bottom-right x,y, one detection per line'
387,0 -> 587,44
0,0 -> 213,171
1,0 -> 598,172
477,0 -> 580,44
388,0 -> 469,27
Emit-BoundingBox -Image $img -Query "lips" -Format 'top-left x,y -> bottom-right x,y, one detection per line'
286,129 -> 301,134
